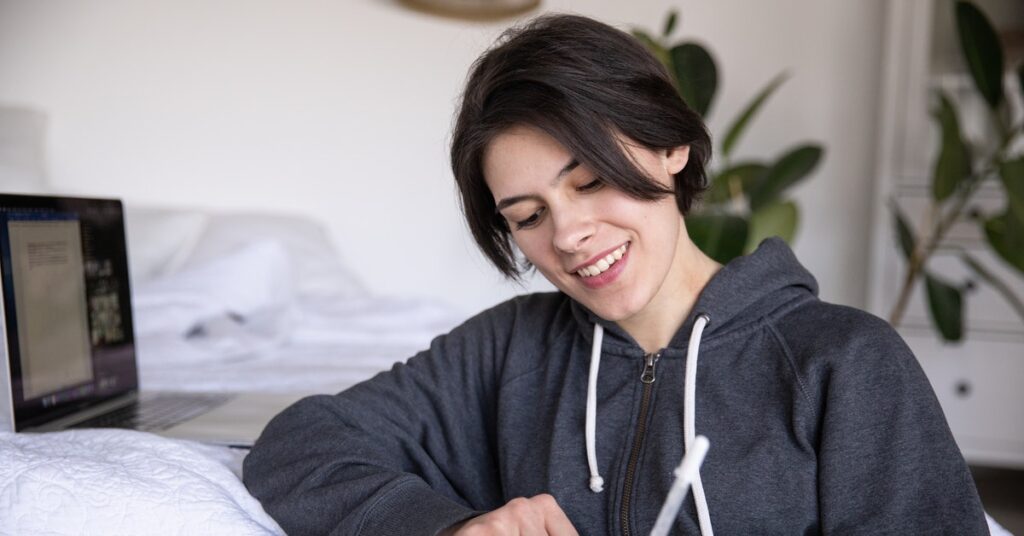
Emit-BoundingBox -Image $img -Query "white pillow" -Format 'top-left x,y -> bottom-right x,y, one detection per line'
177,211 -> 366,298
0,429 -> 283,536
132,240 -> 292,337
124,206 -> 209,283
125,206 -> 366,298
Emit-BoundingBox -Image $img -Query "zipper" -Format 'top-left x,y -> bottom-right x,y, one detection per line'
640,352 -> 658,384
620,352 -> 660,536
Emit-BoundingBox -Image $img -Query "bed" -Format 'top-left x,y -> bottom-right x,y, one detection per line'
0,205 -> 466,535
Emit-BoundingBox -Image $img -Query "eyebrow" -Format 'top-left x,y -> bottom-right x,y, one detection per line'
494,158 -> 580,213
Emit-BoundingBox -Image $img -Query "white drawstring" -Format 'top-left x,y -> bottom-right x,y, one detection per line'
585,315 -> 714,536
585,323 -> 604,492
684,314 -> 713,536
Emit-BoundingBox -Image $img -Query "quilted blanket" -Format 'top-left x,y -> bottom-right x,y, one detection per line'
0,429 -> 283,535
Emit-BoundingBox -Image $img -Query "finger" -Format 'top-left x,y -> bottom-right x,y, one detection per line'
532,494 -> 579,536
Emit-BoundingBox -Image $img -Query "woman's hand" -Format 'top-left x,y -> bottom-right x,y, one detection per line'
444,494 -> 579,536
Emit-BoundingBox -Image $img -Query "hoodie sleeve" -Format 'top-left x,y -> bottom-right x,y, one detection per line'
242,308 -> 509,536
813,314 -> 988,534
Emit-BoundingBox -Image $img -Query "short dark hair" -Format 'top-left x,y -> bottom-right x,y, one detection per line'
450,13 -> 712,279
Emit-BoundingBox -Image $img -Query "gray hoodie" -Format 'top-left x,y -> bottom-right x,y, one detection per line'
243,238 -> 988,535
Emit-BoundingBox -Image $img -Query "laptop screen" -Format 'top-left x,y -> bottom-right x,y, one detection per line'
0,194 -> 137,430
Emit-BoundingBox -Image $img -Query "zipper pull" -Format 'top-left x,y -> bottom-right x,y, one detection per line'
640,352 -> 660,384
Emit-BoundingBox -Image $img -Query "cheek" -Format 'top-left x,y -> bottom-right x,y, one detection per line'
511,231 -> 570,284
510,231 -> 549,265
606,195 -> 669,228
624,198 -> 682,246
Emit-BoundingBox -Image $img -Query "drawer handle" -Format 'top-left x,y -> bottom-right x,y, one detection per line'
955,381 -> 971,398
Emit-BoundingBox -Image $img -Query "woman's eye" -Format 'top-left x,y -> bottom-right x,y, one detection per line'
577,179 -> 603,192
514,208 -> 544,230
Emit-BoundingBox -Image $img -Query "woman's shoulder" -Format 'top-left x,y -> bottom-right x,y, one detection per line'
770,298 -> 916,374
463,291 -> 570,323
764,300 -> 936,422
429,291 -> 577,380
444,291 -> 575,343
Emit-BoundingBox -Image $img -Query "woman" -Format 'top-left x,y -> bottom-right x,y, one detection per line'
243,14 -> 987,535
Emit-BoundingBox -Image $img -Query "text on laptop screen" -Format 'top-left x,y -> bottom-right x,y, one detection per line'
0,195 -> 137,430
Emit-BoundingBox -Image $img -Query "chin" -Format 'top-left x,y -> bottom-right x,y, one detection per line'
551,275 -> 645,322
578,295 -> 641,323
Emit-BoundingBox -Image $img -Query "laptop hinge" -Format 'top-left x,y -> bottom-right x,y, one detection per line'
23,391 -> 140,433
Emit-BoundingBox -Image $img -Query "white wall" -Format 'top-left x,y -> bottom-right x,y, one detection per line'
0,0 -> 884,317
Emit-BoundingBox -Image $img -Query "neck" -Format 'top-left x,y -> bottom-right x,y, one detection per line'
618,225 -> 720,354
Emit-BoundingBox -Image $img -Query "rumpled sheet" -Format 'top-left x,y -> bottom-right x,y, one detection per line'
0,429 -> 284,536
136,293 -> 464,394
131,239 -> 467,394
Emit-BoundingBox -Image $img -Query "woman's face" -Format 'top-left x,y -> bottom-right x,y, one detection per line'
483,125 -> 692,325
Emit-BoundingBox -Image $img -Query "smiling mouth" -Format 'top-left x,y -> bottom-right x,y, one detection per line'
576,242 -> 629,278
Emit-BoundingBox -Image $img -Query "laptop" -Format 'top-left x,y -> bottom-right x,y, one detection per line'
0,193 -> 304,447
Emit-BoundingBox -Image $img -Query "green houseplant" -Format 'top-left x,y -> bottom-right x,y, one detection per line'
888,0 -> 1024,342
633,10 -> 825,263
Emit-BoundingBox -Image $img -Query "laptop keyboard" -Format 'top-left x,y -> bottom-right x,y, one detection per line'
71,393 -> 232,432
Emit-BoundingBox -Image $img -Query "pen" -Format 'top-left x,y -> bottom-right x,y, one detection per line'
650,435 -> 710,536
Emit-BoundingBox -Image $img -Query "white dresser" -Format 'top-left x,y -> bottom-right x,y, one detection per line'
867,0 -> 1024,468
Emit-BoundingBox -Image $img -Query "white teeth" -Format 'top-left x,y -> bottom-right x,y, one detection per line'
577,243 -> 629,278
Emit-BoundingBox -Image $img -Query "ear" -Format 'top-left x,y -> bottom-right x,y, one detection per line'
664,145 -> 690,175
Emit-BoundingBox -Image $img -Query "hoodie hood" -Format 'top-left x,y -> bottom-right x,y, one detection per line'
571,237 -> 819,352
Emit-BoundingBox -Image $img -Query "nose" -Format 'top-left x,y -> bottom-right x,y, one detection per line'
552,208 -> 595,254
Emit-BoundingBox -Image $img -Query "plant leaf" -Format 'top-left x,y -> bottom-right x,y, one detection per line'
932,92 -> 971,201
687,213 -> 748,264
746,201 -> 798,252
632,29 -> 670,68
707,162 -> 767,204
960,251 -> 1024,324
721,72 -> 788,159
890,201 -> 917,260
954,0 -> 1004,110
984,210 -> 1024,272
662,10 -> 678,37
999,156 -> 1024,222
670,42 -> 717,117
748,145 -> 823,211
925,272 -> 964,342
631,28 -> 658,47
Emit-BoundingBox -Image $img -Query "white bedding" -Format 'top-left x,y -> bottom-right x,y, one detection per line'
137,294 -> 461,394
123,207 -> 466,394
132,238 -> 464,394
0,429 -> 283,535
